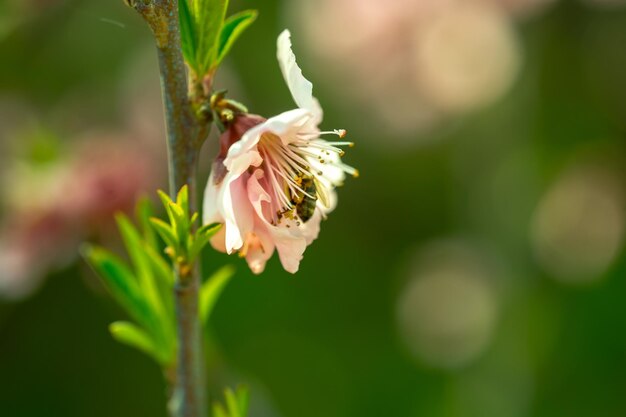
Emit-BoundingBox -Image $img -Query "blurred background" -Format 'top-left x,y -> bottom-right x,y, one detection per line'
2,0 -> 626,416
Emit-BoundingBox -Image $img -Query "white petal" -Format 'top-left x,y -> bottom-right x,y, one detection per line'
202,171 -> 220,225
224,139 -> 263,177
300,208 -> 323,245
277,29 -> 323,122
308,150 -> 346,187
224,109 -> 311,173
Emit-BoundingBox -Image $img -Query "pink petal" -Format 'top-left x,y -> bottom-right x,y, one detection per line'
247,169 -> 309,274
221,173 -> 255,253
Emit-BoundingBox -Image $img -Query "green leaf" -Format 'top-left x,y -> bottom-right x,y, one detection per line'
168,201 -> 188,246
144,243 -> 175,287
195,0 -> 229,73
176,185 -> 190,220
157,189 -> 173,208
199,265 -> 235,325
157,190 -> 177,226
179,0 -> 198,72
235,386 -> 249,415
149,218 -> 179,253
215,10 -> 258,66
225,388 -> 240,417
142,242 -> 175,336
82,245 -> 155,333
189,223 -> 222,263
135,197 -> 158,250
197,222 -> 222,237
116,214 -> 163,318
145,246 -> 176,345
213,386 -> 249,417
109,321 -> 168,365
212,404 -> 229,417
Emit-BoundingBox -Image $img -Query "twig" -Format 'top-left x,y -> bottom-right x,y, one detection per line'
126,1 -> 209,416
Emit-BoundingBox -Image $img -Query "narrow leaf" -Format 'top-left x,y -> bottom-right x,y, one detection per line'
197,222 -> 222,237
116,214 -> 163,318
157,189 -> 177,229
157,189 -> 173,208
189,223 -> 222,263
225,388 -> 241,417
176,185 -> 190,220
109,321 -> 168,364
195,0 -> 229,73
199,265 -> 235,325
144,243 -> 174,286
149,218 -> 179,252
179,0 -> 198,72
235,386 -> 250,416
135,197 -> 158,250
143,243 -> 176,337
216,10 -> 258,66
212,404 -> 229,417
82,245 -> 155,332
168,202 -> 189,251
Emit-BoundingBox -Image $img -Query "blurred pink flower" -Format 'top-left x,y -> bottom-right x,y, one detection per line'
0,209 -> 75,299
0,134 -> 163,299
412,3 -> 521,113
203,30 -> 356,274
60,136 -> 160,234
287,0 -> 525,140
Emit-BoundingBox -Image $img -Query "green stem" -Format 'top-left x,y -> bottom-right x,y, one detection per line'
127,1 -> 208,416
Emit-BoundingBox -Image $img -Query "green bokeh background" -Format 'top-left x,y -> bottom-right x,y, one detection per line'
2,0 -> 626,416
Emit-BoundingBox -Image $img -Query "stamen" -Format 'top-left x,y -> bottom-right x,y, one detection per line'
335,129 -> 347,138
265,139 -> 315,178
261,148 -> 293,212
296,128 -> 347,140
256,128 -> 356,226
322,141 -> 354,147
270,164 -> 315,200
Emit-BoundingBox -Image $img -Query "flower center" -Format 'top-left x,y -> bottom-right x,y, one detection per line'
256,129 -> 357,225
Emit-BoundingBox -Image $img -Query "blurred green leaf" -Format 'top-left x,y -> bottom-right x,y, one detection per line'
213,404 -> 229,417
235,386 -> 249,416
143,243 -> 174,287
109,321 -> 167,364
225,389 -> 241,417
213,386 -> 249,417
82,245 -> 155,334
200,265 -> 235,325
142,243 -> 176,342
216,10 -> 257,66
135,198 -> 158,250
